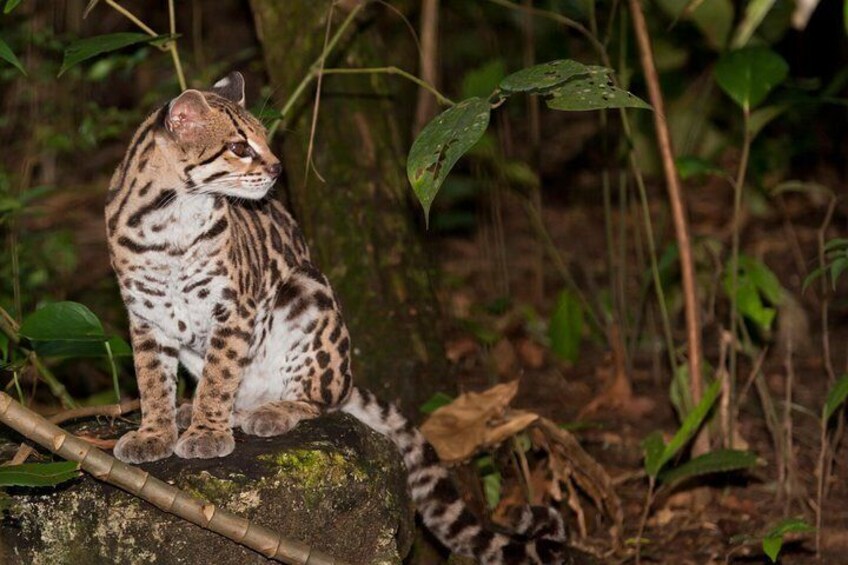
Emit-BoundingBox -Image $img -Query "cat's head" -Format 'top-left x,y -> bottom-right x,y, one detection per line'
162,72 -> 281,200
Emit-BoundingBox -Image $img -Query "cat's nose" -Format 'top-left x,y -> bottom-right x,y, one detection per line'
267,162 -> 282,178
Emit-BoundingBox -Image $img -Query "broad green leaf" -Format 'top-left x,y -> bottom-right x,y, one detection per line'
656,0 -> 733,50
739,256 -> 782,305
59,33 -> 165,76
549,289 -> 584,363
20,301 -> 105,341
499,59 -> 597,94
831,257 -> 848,290
4,0 -> 22,14
643,431 -> 666,478
824,238 -> 848,252
714,47 -> 788,111
736,281 -> 776,331
675,156 -> 723,180
461,59 -> 506,100
658,449 -> 758,486
802,265 -> 826,292
481,471 -> 502,509
763,518 -> 815,562
659,378 -> 722,471
824,375 -> 848,422
731,0 -> 778,48
0,461 -> 80,487
419,392 -> 455,415
762,535 -> 782,562
407,98 -> 490,224
32,335 -> 132,359
546,76 -> 651,111
0,36 -> 26,75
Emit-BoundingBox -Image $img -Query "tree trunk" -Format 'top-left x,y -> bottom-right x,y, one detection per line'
249,1 -> 447,413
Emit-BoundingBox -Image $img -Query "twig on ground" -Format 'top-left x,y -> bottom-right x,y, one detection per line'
0,392 -> 347,565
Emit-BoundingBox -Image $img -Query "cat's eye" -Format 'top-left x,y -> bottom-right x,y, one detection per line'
228,141 -> 256,159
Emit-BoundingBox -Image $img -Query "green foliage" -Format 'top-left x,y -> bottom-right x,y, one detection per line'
19,301 -> 131,359
804,238 -> 848,291
548,289 -> 583,363
723,255 -> 783,333
59,32 -> 166,76
0,461 -> 80,487
762,518 -> 815,562
498,60 -> 602,94
658,449 -> 758,487
546,75 -> 651,111
675,156 -> 723,180
714,47 -> 788,111
407,98 -> 491,225
0,35 -> 25,75
643,378 -> 722,478
656,0 -> 733,50
475,455 -> 502,509
4,0 -> 22,14
731,0 -> 778,48
461,59 -> 506,100
823,375 -> 848,423
419,392 -> 455,415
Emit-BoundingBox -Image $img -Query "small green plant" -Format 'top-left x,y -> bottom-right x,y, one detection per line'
728,517 -> 815,563
636,379 -> 758,561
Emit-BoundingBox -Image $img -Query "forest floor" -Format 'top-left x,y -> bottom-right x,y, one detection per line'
430,173 -> 848,564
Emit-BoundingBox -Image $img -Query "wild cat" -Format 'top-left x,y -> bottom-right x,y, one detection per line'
105,72 -> 570,564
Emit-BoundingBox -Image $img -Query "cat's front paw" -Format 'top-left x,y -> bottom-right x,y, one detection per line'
174,427 -> 234,459
113,429 -> 177,464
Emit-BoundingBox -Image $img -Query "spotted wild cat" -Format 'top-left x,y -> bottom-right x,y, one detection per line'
105,72 -> 571,564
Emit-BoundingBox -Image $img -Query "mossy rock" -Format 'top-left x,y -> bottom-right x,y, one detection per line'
0,413 -> 414,565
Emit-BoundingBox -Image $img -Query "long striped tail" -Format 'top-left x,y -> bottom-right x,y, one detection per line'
339,387 -> 572,564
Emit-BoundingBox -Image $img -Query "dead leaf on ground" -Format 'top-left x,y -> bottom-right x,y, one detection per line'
421,381 -> 538,463
445,336 -> 480,364
491,339 -> 517,377
516,338 -> 545,369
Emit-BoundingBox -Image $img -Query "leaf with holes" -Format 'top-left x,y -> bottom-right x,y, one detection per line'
659,449 -> 758,487
0,461 -> 80,487
59,33 -> 167,76
407,98 -> 491,225
499,59 -> 599,95
0,36 -> 26,75
546,75 -> 651,111
714,47 -> 788,111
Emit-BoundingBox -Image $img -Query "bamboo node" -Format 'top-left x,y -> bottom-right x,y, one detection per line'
52,433 -> 66,451
202,503 -> 216,523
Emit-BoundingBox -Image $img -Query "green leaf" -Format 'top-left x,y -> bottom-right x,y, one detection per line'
658,449 -> 758,486
4,0 -> 22,14
481,471 -> 502,509
643,431 -> 667,478
656,0 -> 733,50
546,75 -> 652,111
762,518 -> 815,562
32,335 -> 132,359
0,36 -> 26,76
731,0 -> 778,48
802,265 -> 826,292
549,289 -> 584,363
675,156 -> 723,180
739,256 -> 782,305
499,59 -> 597,94
59,33 -> 165,76
461,59 -> 506,100
824,238 -> 848,252
419,392 -> 455,415
831,256 -> 848,290
0,461 -> 80,487
407,98 -> 490,225
659,379 -> 722,471
762,535 -> 782,562
714,47 -> 789,111
20,301 -> 105,342
824,375 -> 848,422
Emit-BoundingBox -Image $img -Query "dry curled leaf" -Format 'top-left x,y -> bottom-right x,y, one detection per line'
421,381 -> 538,464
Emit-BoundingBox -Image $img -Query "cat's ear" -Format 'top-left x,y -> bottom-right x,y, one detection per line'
165,90 -> 211,142
212,72 -> 245,107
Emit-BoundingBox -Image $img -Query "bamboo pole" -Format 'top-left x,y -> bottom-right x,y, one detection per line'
0,392 -> 347,565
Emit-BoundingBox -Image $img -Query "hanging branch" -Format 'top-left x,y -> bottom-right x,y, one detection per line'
628,0 -> 705,432
0,392 -> 348,565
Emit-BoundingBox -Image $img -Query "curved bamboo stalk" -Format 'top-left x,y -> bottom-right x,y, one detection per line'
0,392 -> 347,565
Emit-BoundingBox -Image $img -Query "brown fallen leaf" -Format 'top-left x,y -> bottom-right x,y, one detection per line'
516,338 -> 545,369
445,336 -> 480,364
421,381 -> 538,464
491,339 -> 517,377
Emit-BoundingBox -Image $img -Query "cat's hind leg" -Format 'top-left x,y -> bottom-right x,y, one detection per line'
237,400 -> 320,437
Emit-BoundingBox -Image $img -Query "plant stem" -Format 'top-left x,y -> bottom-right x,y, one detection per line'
728,108 -> 752,443
104,340 -> 121,403
0,392 -> 345,565
167,0 -> 188,90
635,476 -> 655,564
104,0 -> 158,36
270,2 -> 366,138
322,67 -> 455,107
629,0 -> 704,433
